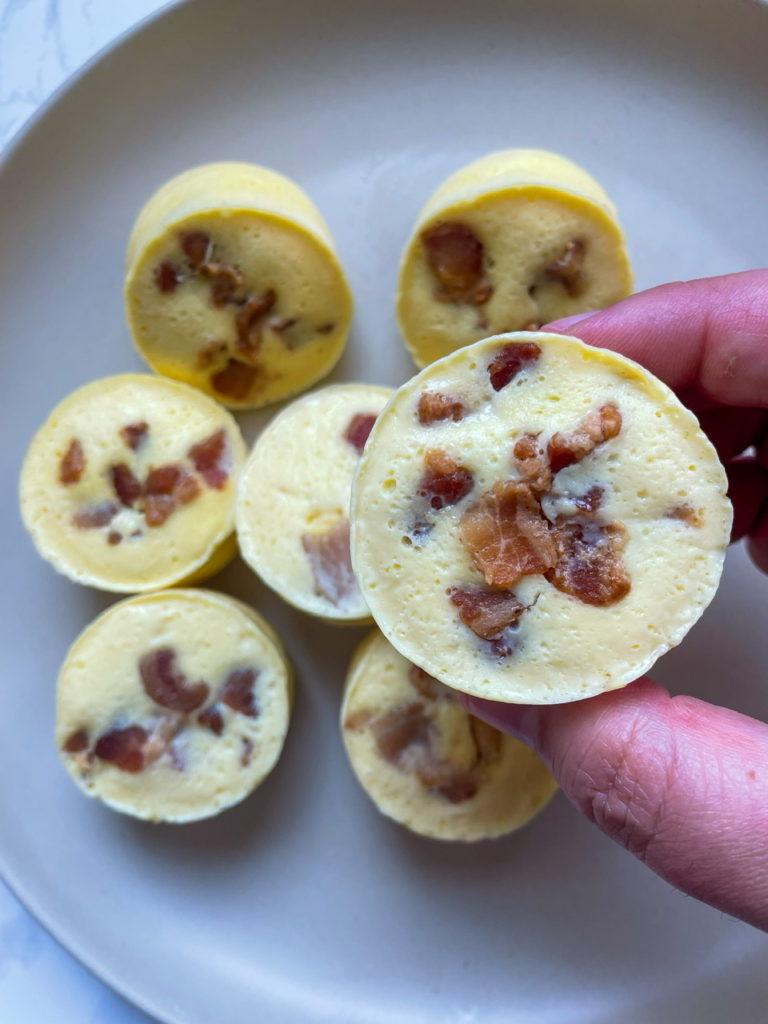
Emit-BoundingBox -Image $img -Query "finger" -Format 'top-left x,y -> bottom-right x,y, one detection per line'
545,270 -> 768,407
463,681 -> 768,932
747,508 -> 768,574
726,458 -> 768,543
698,407 -> 768,461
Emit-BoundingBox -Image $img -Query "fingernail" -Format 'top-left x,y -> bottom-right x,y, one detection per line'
544,310 -> 601,332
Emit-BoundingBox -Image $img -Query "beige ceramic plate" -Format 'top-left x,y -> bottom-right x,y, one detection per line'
1,0 -> 768,1022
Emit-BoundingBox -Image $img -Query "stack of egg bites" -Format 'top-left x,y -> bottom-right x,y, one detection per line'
20,151 -> 732,840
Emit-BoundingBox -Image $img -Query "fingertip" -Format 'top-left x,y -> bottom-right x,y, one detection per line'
542,311 -> 600,333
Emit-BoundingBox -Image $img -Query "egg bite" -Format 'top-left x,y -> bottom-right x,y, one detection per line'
396,149 -> 633,367
20,374 -> 246,592
341,630 -> 556,840
237,383 -> 393,622
351,332 -> 732,704
57,589 -> 292,823
125,162 -> 353,409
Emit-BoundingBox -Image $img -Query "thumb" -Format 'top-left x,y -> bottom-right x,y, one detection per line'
463,680 -> 768,932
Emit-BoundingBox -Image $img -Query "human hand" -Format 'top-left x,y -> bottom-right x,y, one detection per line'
462,270 -> 768,931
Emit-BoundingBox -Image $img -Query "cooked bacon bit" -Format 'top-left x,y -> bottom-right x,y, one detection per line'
143,716 -> 184,768
487,342 -> 541,391
201,260 -> 243,308
547,519 -> 630,606
196,340 -> 229,369
469,716 -> 503,765
234,290 -> 277,360
154,261 -> 179,293
197,707 -> 224,735
139,647 -> 209,713
419,762 -> 479,803
144,494 -> 175,527
180,230 -> 211,267
548,404 -> 622,473
418,449 -> 474,511
512,433 -> 551,494
421,221 -> 492,305
317,322 -> 336,334
573,485 -> 604,514
544,238 -> 586,297
301,517 -> 359,606
120,421 -> 149,451
343,708 -> 373,732
220,668 -> 259,718
370,702 -> 431,764
63,728 -> 89,754
408,663 -> 456,702
110,463 -> 142,507
188,428 -> 228,489
210,358 -> 259,400
72,501 -> 118,530
271,316 -> 297,334
449,587 -> 526,640
93,725 -> 149,773
241,737 -> 254,767
666,503 -> 703,527
145,463 -> 200,503
459,481 -> 556,587
59,439 -> 85,485
107,530 -> 122,546
344,412 -> 378,454
416,392 -> 468,425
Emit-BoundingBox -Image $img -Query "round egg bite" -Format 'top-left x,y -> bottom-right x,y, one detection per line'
341,630 -> 557,840
237,383 -> 393,622
20,374 -> 246,592
397,148 -> 633,367
125,162 -> 353,409
57,589 -> 292,823
351,332 -> 732,705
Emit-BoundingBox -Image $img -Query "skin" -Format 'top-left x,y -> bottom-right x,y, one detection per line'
462,271 -> 768,932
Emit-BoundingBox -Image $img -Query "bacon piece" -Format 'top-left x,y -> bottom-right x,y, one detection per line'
180,230 -> 211,267
548,404 -> 622,473
142,716 -> 184,768
421,221 -> 492,305
416,391 -> 468,425
154,261 -> 179,294
139,647 -> 209,712
93,725 -> 149,773
513,433 -> 552,494
543,238 -> 586,297
317,321 -> 336,334
120,421 -> 149,451
220,668 -> 259,718
449,587 -> 526,640
459,480 -> 556,587
240,737 -> 254,767
301,517 -> 359,606
235,290 -> 277,360
211,359 -> 259,401
200,261 -> 243,307
59,438 -> 85,485
666,503 -> 702,527
573,485 -> 604,514
487,341 -> 541,392
416,762 -> 478,804
144,494 -> 176,527
72,501 -> 118,530
343,708 -> 373,732
188,428 -> 228,489
469,716 -> 503,765
417,449 -> 474,511
408,664 -> 456,702
344,412 -> 378,455
110,463 -> 143,507
547,519 -> 630,606
145,463 -> 200,503
107,530 -> 122,546
370,702 -> 431,764
197,707 -> 224,736
63,728 -> 89,754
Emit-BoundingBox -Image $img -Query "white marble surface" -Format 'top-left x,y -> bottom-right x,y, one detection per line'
0,4 -> 174,1019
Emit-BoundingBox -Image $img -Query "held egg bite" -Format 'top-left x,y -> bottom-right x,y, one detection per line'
351,332 -> 732,705
57,590 -> 292,823
341,630 -> 557,840
396,149 -> 633,367
125,162 -> 353,409
236,384 -> 393,622
20,374 -> 246,592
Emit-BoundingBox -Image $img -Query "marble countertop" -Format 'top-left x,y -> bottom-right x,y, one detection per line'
0,4 -> 170,1022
